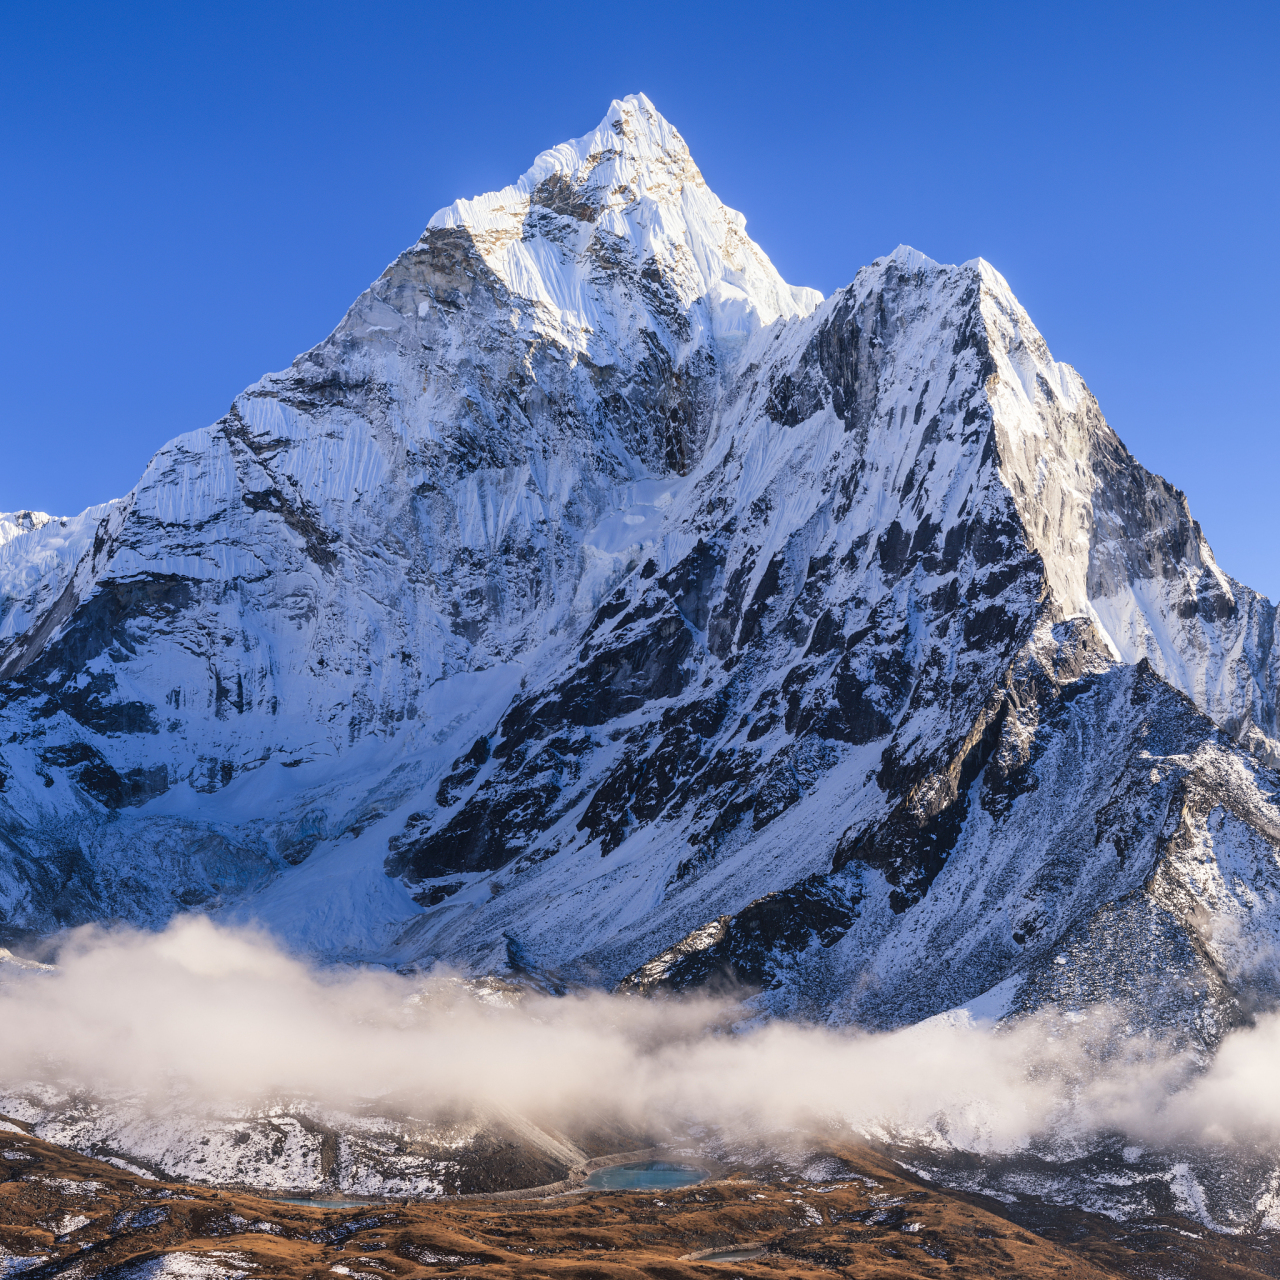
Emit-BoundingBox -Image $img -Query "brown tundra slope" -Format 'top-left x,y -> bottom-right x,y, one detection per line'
3,1117 -> 1280,1280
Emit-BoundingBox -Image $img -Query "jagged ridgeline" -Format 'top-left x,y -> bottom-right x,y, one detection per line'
1,93 -> 1279,1045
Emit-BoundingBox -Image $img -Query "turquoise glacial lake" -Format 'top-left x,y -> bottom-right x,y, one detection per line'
585,1161 -> 707,1191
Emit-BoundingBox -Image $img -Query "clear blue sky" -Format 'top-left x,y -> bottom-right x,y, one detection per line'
3,2 -> 1277,597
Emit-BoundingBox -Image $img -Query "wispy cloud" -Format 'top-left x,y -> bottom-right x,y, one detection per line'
0,917 -> 1273,1156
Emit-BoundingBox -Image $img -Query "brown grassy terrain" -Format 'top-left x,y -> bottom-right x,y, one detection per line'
2,1117 -> 1277,1278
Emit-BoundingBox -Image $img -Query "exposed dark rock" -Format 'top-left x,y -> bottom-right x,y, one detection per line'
617,874 -> 860,992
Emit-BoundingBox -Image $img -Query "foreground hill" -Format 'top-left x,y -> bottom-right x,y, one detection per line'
8,1115 -> 1275,1280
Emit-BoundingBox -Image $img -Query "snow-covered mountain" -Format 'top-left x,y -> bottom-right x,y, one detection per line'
2,93 -> 1279,1069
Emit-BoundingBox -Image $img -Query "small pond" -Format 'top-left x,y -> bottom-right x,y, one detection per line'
585,1161 -> 707,1191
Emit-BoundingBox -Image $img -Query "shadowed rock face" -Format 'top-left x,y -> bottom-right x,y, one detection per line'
0,97 -> 1278,1073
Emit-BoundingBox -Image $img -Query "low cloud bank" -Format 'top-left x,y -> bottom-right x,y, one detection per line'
0,918 -> 1274,1153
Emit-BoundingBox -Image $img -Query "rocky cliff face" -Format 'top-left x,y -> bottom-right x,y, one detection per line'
1,96 -> 1278,1070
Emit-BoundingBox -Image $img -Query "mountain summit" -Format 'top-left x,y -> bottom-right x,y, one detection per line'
428,93 -> 821,351
0,97 -> 1278,1072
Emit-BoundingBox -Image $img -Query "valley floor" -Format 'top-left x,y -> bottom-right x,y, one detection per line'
1,1118 -> 1275,1279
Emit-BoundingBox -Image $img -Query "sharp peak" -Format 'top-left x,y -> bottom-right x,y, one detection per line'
599,92 -> 670,138
876,244 -> 947,273
532,91 -> 688,181
865,244 -> 1011,277
428,93 -> 690,232
850,245 -> 1020,305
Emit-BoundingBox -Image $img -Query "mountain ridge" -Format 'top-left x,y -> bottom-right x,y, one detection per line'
0,96 -> 1275,1049
3,94 -> 1280,1222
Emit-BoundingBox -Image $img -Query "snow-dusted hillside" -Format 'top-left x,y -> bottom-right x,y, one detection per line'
1,94 -> 1278,1074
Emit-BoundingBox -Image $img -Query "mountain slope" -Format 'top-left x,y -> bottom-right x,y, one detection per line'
0,96 -> 1276,1069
